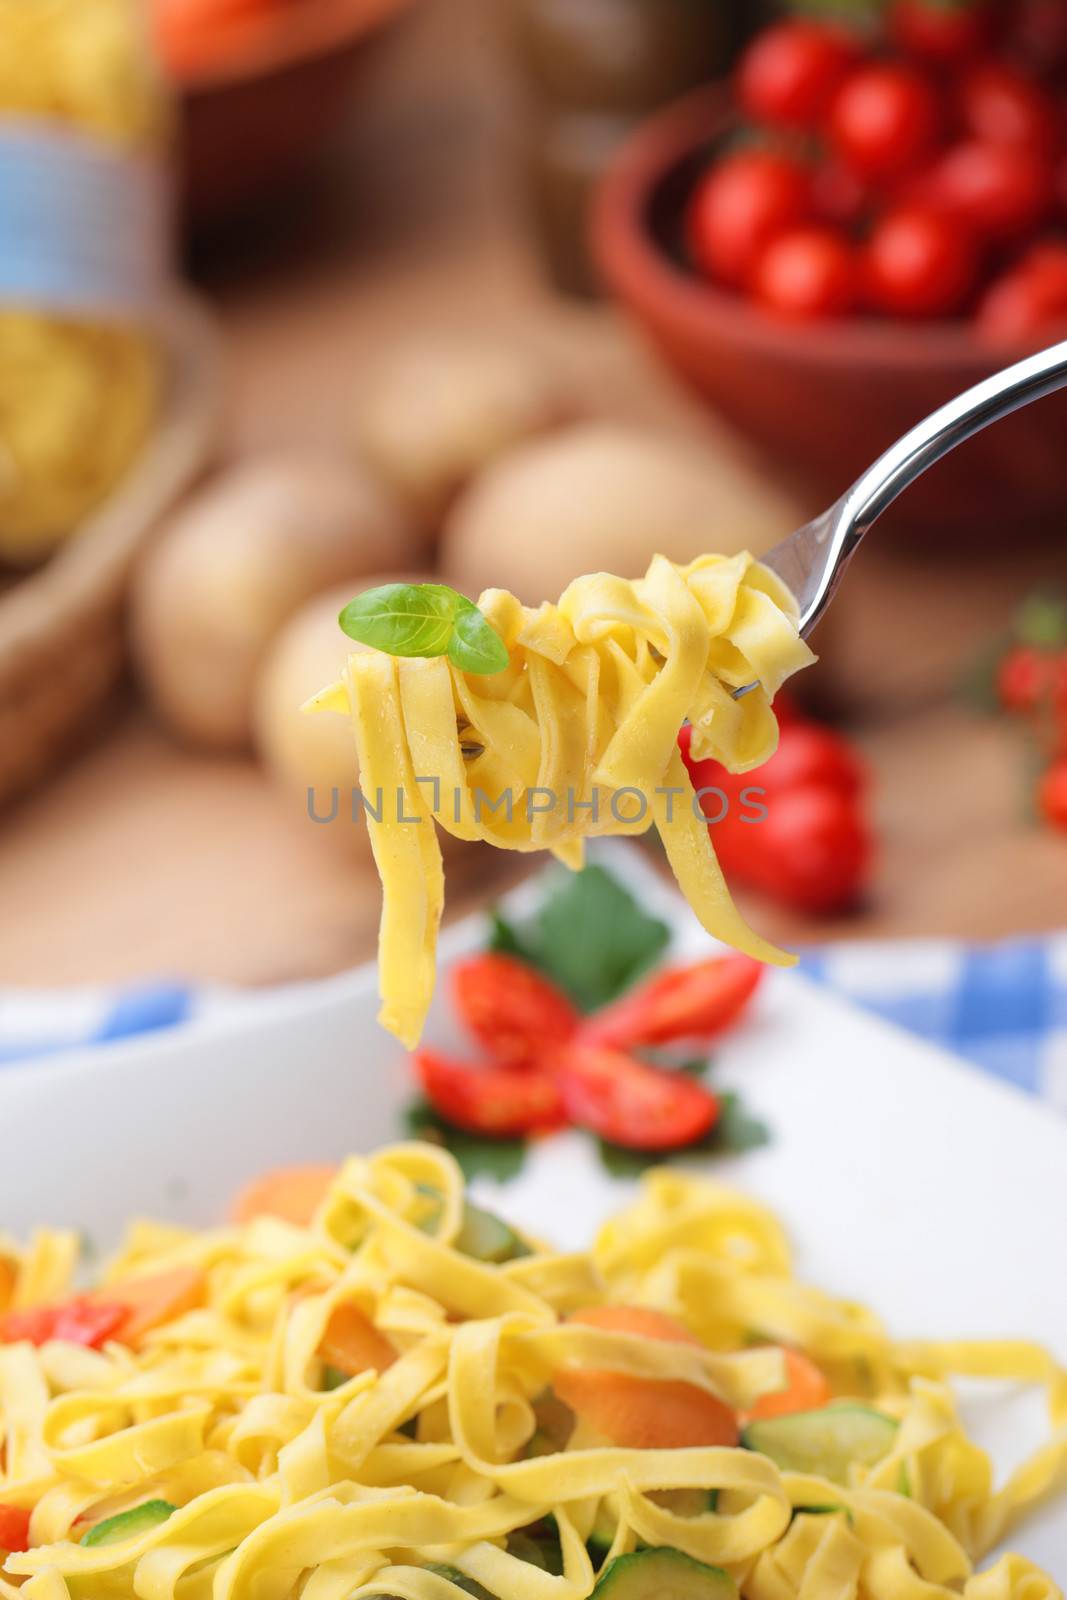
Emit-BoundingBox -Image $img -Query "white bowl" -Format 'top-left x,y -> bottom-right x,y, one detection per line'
2,844 -> 1064,1568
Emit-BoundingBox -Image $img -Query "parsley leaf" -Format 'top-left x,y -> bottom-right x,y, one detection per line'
488,865 -> 670,1012
402,1099 -> 527,1183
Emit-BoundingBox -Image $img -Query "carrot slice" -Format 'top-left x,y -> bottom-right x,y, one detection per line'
556,1303 -> 737,1448
741,1347 -> 832,1424
318,1302 -> 396,1377
231,1165 -> 337,1227
569,1305 -> 704,1346
553,1369 -> 738,1449
106,1268 -> 206,1346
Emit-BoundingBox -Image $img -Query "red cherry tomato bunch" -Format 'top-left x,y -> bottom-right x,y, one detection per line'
974,591 -> 1067,834
994,642 -> 1067,833
413,949 -> 763,1151
687,0 -> 1067,336
678,711 -> 874,916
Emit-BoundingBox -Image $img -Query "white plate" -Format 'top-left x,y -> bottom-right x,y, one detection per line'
2,844 -> 1065,1571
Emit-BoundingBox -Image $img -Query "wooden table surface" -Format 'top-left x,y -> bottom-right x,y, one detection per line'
1,0 -> 1064,987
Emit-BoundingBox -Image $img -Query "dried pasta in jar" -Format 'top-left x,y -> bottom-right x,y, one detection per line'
0,0 -> 170,565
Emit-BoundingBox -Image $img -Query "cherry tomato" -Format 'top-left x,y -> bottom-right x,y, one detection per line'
753,722 -> 868,799
977,241 -> 1067,341
733,786 -> 873,915
890,0 -> 993,63
996,644 -> 1067,714
812,161 -> 871,227
554,1044 -> 719,1151
1013,0 -> 1067,74
770,691 -> 805,728
414,1049 -> 566,1137
579,955 -> 763,1050
924,140 -> 1052,240
680,718 -> 866,804
687,150 -> 814,288
863,206 -> 978,316
959,61 -> 1058,154
153,0 -> 280,74
451,953 -> 579,1070
0,1299 -> 127,1349
828,64 -> 941,181
738,20 -> 859,130
1038,758 -> 1067,830
752,225 -> 859,318
0,1506 -> 31,1554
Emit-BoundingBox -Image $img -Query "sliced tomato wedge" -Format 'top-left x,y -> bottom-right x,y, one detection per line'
579,956 -> 762,1050
741,1347 -> 832,1424
232,1166 -> 338,1227
318,1302 -> 397,1376
554,1044 -> 719,1151
568,1305 -> 704,1346
552,1369 -> 738,1450
106,1267 -> 207,1347
0,1505 -> 31,1553
415,1049 -> 567,1137
0,1299 -> 126,1349
451,953 -> 579,1070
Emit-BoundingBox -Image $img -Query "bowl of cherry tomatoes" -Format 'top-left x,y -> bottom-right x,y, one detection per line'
155,0 -> 414,226
591,0 -> 1067,536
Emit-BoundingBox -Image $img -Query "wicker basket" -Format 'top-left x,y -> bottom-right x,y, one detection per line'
0,295 -> 220,808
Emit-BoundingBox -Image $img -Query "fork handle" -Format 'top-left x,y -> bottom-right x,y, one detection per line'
843,335 -> 1067,540
799,336 -> 1067,640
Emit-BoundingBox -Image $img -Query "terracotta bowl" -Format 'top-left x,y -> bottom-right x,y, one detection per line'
591,85 -> 1067,537
176,0 -> 414,227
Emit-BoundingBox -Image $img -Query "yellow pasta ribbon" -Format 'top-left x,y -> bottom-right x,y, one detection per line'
311,553 -> 817,1047
1,1148 -> 1063,1600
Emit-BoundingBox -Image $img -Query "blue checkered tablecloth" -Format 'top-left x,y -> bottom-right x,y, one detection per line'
2,937 -> 1065,1112
797,935 -> 1067,1111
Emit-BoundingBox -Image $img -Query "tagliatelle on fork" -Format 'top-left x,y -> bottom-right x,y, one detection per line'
1,1148 -> 1065,1600
310,553 -> 817,1047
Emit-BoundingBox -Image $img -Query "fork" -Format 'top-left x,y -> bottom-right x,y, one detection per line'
741,335 -> 1067,694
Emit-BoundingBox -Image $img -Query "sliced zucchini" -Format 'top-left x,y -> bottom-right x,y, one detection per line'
414,1184 -> 445,1232
741,1405 -> 898,1487
586,1503 -> 617,1556
507,1525 -> 564,1575
523,1389 -> 574,1456
455,1203 -> 530,1264
414,1187 -> 529,1265
648,1489 -> 718,1517
524,1429 -> 558,1459
592,1547 -> 735,1600
81,1500 -> 176,1547
422,1564 -> 495,1599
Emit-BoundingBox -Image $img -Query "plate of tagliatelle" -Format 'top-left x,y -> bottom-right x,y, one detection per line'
1,845 -> 1066,1590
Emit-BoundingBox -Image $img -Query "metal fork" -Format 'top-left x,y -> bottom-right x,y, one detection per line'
740,336 -> 1067,695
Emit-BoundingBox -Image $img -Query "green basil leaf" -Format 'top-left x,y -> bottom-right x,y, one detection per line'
706,1092 -> 771,1154
338,583 -> 508,675
339,583 -> 456,657
448,597 -> 510,675
489,865 -> 670,1013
